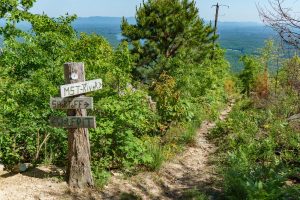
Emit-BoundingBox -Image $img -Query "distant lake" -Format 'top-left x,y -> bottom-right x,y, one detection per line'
1,17 -> 279,72
73,17 -> 279,72
116,33 -> 124,41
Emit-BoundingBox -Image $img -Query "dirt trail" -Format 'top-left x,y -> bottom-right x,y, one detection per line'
0,101 -> 234,200
100,101 -> 234,200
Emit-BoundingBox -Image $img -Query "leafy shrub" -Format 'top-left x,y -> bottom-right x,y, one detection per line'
142,136 -> 165,171
239,55 -> 262,96
153,72 -> 194,128
90,90 -> 158,170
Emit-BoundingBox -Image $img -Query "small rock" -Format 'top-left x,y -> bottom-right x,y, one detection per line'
111,171 -> 123,177
20,163 -> 32,172
0,164 -> 4,171
11,163 -> 32,173
285,180 -> 294,186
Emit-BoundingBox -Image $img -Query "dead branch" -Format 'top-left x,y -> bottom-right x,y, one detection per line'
257,0 -> 300,48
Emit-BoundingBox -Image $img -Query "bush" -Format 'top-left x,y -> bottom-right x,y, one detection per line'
90,90 -> 158,170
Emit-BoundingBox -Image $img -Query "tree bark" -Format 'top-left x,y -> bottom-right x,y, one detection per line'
64,62 -> 94,189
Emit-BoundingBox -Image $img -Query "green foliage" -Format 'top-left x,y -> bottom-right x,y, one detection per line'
90,91 -> 158,170
209,45 -> 300,199
121,0 -> 215,81
174,49 -> 230,122
239,55 -> 261,96
211,97 -> 300,199
119,193 -> 142,200
142,136 -> 165,171
0,7 -> 148,171
0,15 -> 76,168
181,189 -> 209,200
92,168 -> 111,188
153,72 -> 192,127
238,40 -> 282,97
278,55 -> 300,94
149,48 -> 230,129
0,0 -> 231,189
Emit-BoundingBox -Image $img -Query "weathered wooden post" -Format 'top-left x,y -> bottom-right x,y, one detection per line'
49,62 -> 102,189
64,62 -> 93,189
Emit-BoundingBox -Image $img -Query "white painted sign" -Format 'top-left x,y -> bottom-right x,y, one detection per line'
49,116 -> 96,128
50,97 -> 93,109
60,79 -> 102,98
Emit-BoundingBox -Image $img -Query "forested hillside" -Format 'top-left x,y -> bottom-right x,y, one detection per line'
0,0 -> 299,199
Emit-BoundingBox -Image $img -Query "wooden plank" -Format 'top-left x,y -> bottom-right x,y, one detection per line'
50,97 -> 93,109
49,116 -> 96,128
60,79 -> 102,98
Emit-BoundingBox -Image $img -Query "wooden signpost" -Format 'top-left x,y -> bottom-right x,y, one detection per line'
49,62 -> 102,189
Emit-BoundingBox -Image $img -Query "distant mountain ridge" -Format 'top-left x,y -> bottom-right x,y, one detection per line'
0,17 -> 264,27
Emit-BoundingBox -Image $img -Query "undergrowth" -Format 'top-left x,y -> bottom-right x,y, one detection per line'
211,97 -> 300,199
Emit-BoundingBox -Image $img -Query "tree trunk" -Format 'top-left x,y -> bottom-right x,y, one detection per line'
64,62 -> 94,189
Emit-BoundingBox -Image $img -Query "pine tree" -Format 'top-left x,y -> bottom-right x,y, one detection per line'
121,0 -> 215,81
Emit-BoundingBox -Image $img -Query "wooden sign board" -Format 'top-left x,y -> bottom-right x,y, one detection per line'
50,97 -> 93,109
49,116 -> 96,128
60,79 -> 102,98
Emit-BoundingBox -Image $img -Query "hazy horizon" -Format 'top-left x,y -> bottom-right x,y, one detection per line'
0,15 -> 266,26
28,0 -> 300,23
74,16 -> 264,24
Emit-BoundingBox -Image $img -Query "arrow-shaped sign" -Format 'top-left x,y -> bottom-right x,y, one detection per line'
60,79 -> 102,98
84,102 -> 90,108
50,97 -> 93,110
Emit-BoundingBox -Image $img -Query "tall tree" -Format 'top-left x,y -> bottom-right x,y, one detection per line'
121,0 -> 215,81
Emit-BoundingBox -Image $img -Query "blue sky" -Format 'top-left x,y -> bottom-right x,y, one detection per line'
30,0 -> 300,22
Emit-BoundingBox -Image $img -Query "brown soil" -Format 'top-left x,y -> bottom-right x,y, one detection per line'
0,101 -> 234,200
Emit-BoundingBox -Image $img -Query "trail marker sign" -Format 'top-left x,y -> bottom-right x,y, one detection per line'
50,97 -> 93,109
49,116 -> 96,128
60,79 -> 102,98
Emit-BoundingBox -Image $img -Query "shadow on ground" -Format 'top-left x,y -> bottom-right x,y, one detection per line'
0,165 -> 64,180
102,177 -> 224,200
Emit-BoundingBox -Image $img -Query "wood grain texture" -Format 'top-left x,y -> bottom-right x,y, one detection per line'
50,97 -> 93,109
60,79 -> 102,98
49,116 -> 96,128
64,62 -> 94,189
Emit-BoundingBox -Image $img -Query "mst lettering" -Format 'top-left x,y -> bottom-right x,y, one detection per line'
60,79 -> 102,98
